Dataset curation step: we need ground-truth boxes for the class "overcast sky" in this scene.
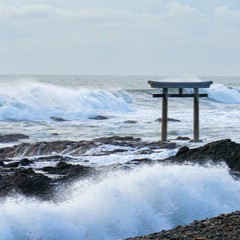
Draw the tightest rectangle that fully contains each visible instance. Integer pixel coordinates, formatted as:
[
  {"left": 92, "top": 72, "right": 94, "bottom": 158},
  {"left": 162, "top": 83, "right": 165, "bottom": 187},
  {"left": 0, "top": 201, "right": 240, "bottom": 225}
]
[{"left": 0, "top": 0, "right": 240, "bottom": 75}]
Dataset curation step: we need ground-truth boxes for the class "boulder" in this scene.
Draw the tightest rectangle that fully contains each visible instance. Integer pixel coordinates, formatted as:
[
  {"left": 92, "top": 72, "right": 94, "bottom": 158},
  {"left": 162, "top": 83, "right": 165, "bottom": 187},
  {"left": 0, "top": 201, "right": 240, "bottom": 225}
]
[
  {"left": 50, "top": 116, "right": 67, "bottom": 122},
  {"left": 155, "top": 118, "right": 181, "bottom": 123},
  {"left": 123, "top": 120, "right": 138, "bottom": 124},
  {"left": 175, "top": 136, "right": 191, "bottom": 141},
  {"left": 0, "top": 134, "right": 29, "bottom": 143},
  {"left": 0, "top": 168, "right": 53, "bottom": 199},
  {"left": 89, "top": 115, "right": 108, "bottom": 120},
  {"left": 41, "top": 161, "right": 96, "bottom": 181}
]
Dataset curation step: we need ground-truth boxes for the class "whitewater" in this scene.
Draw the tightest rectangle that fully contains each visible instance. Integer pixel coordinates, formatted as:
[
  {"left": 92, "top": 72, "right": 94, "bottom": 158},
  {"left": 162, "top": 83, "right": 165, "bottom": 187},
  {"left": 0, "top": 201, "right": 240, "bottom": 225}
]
[{"left": 0, "top": 75, "right": 240, "bottom": 239}]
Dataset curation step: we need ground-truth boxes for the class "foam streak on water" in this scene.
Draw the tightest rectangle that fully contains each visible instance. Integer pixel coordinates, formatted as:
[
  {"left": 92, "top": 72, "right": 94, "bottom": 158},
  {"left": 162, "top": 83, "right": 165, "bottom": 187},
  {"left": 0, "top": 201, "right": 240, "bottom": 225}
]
[{"left": 0, "top": 164, "right": 240, "bottom": 240}]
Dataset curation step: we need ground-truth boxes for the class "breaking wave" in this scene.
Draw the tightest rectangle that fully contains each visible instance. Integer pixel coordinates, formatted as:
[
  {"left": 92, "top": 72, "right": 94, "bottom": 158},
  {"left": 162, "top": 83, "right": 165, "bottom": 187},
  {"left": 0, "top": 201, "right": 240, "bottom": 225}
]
[
  {"left": 206, "top": 84, "right": 240, "bottom": 104},
  {"left": 0, "top": 81, "right": 132, "bottom": 121},
  {"left": 147, "top": 76, "right": 240, "bottom": 104},
  {"left": 0, "top": 164, "right": 239, "bottom": 240}
]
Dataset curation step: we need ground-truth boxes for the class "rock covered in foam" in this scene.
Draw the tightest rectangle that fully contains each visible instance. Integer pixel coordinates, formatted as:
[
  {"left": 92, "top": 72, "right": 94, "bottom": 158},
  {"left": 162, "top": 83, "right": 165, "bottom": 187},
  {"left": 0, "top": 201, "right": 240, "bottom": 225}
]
[
  {"left": 0, "top": 136, "right": 176, "bottom": 159},
  {"left": 42, "top": 161, "right": 96, "bottom": 181},
  {"left": 0, "top": 160, "right": 97, "bottom": 199},
  {"left": 0, "top": 136, "right": 177, "bottom": 199}
]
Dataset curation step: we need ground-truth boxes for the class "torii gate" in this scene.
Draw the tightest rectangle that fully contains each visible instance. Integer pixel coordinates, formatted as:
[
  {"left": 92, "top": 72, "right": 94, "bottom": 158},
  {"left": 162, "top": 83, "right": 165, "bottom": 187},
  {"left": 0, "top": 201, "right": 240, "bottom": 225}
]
[{"left": 148, "top": 80, "right": 213, "bottom": 142}]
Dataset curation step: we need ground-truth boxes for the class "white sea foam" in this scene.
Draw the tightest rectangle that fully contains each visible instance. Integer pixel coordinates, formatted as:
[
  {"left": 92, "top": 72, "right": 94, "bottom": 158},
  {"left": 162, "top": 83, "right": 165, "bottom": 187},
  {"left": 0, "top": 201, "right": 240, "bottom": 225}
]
[
  {"left": 206, "top": 84, "right": 240, "bottom": 104},
  {"left": 183, "top": 82, "right": 240, "bottom": 104},
  {"left": 0, "top": 164, "right": 239, "bottom": 240},
  {"left": 0, "top": 81, "right": 131, "bottom": 121}
]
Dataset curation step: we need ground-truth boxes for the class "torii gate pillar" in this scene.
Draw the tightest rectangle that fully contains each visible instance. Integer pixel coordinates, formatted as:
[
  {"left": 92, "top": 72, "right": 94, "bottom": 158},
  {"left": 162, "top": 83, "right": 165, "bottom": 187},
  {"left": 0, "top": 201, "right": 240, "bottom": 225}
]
[{"left": 148, "top": 80, "right": 213, "bottom": 142}]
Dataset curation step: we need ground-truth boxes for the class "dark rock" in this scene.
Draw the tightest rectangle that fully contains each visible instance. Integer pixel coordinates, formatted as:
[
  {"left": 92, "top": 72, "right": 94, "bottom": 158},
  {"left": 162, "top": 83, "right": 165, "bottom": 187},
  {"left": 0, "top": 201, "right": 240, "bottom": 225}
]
[
  {"left": 175, "top": 146, "right": 190, "bottom": 156},
  {"left": 0, "top": 141, "right": 96, "bottom": 159},
  {"left": 126, "top": 158, "right": 153, "bottom": 165},
  {"left": 176, "top": 136, "right": 191, "bottom": 141},
  {"left": 89, "top": 115, "right": 108, "bottom": 120},
  {"left": 123, "top": 120, "right": 138, "bottom": 124},
  {"left": 34, "top": 155, "right": 75, "bottom": 163},
  {"left": 93, "top": 136, "right": 142, "bottom": 148},
  {"left": 51, "top": 133, "right": 59, "bottom": 136},
  {"left": 93, "top": 148, "right": 128, "bottom": 156},
  {"left": 3, "top": 161, "right": 20, "bottom": 168},
  {"left": 144, "top": 141, "right": 177, "bottom": 150},
  {"left": 0, "top": 136, "right": 177, "bottom": 159},
  {"left": 41, "top": 161, "right": 96, "bottom": 181},
  {"left": 0, "top": 168, "right": 53, "bottom": 199},
  {"left": 134, "top": 149, "right": 154, "bottom": 155},
  {"left": 155, "top": 118, "right": 181, "bottom": 123},
  {"left": 50, "top": 116, "right": 67, "bottom": 122},
  {"left": 20, "top": 158, "right": 33, "bottom": 166},
  {"left": 167, "top": 139, "right": 240, "bottom": 172},
  {"left": 0, "top": 134, "right": 29, "bottom": 143},
  {"left": 127, "top": 211, "right": 240, "bottom": 240}
]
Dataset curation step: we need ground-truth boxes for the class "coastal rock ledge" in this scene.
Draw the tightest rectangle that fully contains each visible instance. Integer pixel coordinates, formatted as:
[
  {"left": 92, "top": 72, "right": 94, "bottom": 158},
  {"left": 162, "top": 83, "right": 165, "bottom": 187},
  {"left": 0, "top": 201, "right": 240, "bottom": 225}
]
[
  {"left": 166, "top": 139, "right": 240, "bottom": 173},
  {"left": 127, "top": 211, "right": 240, "bottom": 240}
]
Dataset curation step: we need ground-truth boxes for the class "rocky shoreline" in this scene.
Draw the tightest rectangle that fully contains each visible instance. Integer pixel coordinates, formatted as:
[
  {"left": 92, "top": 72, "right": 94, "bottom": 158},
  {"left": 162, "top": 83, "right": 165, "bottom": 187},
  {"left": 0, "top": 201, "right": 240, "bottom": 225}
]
[
  {"left": 0, "top": 136, "right": 239, "bottom": 238},
  {"left": 0, "top": 136, "right": 176, "bottom": 199},
  {"left": 127, "top": 211, "right": 240, "bottom": 240},
  {"left": 0, "top": 137, "right": 239, "bottom": 198}
]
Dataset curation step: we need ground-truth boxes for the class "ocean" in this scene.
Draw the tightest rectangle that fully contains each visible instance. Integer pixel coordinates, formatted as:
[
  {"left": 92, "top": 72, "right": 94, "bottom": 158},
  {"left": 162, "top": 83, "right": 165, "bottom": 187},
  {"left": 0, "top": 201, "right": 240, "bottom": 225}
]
[{"left": 0, "top": 75, "right": 240, "bottom": 239}]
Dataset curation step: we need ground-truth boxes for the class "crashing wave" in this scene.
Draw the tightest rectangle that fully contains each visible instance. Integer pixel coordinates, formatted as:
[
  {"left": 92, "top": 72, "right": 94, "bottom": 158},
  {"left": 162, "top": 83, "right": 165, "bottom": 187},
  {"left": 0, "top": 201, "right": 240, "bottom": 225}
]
[
  {"left": 0, "top": 81, "right": 132, "bottom": 121},
  {"left": 206, "top": 84, "right": 240, "bottom": 104}
]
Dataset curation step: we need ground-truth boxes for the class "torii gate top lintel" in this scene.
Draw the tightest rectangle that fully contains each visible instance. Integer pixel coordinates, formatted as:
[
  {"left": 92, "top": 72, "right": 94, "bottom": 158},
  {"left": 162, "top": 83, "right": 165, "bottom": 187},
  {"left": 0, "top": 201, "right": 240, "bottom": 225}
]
[
  {"left": 148, "top": 80, "right": 213, "bottom": 142},
  {"left": 148, "top": 80, "right": 213, "bottom": 89}
]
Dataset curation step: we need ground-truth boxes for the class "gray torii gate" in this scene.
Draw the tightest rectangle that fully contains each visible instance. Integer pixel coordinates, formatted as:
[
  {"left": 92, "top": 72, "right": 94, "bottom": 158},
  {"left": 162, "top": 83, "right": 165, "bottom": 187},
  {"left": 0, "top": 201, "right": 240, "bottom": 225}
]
[{"left": 148, "top": 80, "right": 213, "bottom": 142}]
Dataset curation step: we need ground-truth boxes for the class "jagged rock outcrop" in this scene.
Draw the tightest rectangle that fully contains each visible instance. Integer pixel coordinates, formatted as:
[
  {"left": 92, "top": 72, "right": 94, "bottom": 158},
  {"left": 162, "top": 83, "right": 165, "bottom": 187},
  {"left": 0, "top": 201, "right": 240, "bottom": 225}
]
[
  {"left": 167, "top": 139, "right": 240, "bottom": 172},
  {"left": 0, "top": 136, "right": 176, "bottom": 159},
  {"left": 0, "top": 168, "right": 53, "bottom": 199}
]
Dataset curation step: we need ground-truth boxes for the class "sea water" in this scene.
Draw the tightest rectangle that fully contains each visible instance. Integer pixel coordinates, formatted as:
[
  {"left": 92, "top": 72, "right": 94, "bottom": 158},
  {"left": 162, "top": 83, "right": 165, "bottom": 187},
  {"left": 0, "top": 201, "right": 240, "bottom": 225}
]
[
  {"left": 0, "top": 75, "right": 240, "bottom": 143},
  {"left": 0, "top": 75, "right": 240, "bottom": 239}
]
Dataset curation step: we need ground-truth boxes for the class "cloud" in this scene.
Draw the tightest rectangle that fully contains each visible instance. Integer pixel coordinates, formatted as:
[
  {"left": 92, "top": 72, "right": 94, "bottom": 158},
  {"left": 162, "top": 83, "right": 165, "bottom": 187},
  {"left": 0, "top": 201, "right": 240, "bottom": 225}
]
[
  {"left": 0, "top": 1, "right": 240, "bottom": 75},
  {"left": 214, "top": 5, "right": 240, "bottom": 27},
  {"left": 0, "top": 4, "right": 55, "bottom": 19},
  {"left": 165, "top": 1, "right": 201, "bottom": 17}
]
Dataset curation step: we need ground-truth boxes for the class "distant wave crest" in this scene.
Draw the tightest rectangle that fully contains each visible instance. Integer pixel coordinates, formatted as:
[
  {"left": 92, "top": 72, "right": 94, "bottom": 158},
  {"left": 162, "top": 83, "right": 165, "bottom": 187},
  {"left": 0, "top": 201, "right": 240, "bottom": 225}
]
[
  {"left": 206, "top": 84, "right": 240, "bottom": 104},
  {"left": 0, "top": 81, "right": 132, "bottom": 121}
]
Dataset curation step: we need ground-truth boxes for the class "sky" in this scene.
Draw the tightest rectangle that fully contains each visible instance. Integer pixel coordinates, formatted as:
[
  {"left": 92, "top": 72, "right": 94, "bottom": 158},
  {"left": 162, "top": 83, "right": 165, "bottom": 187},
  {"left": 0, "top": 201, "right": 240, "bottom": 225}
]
[{"left": 0, "top": 0, "right": 240, "bottom": 75}]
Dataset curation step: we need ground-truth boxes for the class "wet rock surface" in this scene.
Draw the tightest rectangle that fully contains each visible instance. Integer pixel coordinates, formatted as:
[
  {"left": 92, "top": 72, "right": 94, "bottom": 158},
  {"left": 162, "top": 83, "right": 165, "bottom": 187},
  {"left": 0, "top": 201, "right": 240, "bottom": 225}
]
[
  {"left": 127, "top": 211, "right": 240, "bottom": 240},
  {"left": 0, "top": 137, "right": 239, "bottom": 203},
  {"left": 166, "top": 139, "right": 240, "bottom": 172},
  {"left": 0, "top": 136, "right": 176, "bottom": 159},
  {"left": 0, "top": 168, "right": 53, "bottom": 199},
  {"left": 0, "top": 136, "right": 239, "bottom": 238},
  {"left": 0, "top": 136, "right": 176, "bottom": 199},
  {"left": 175, "top": 136, "right": 191, "bottom": 141},
  {"left": 0, "top": 159, "right": 97, "bottom": 200},
  {"left": 41, "top": 161, "right": 97, "bottom": 181},
  {"left": 89, "top": 115, "right": 109, "bottom": 120},
  {"left": 124, "top": 120, "right": 138, "bottom": 124},
  {"left": 50, "top": 116, "right": 67, "bottom": 122},
  {"left": 0, "top": 134, "right": 29, "bottom": 143},
  {"left": 155, "top": 118, "right": 181, "bottom": 123}
]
